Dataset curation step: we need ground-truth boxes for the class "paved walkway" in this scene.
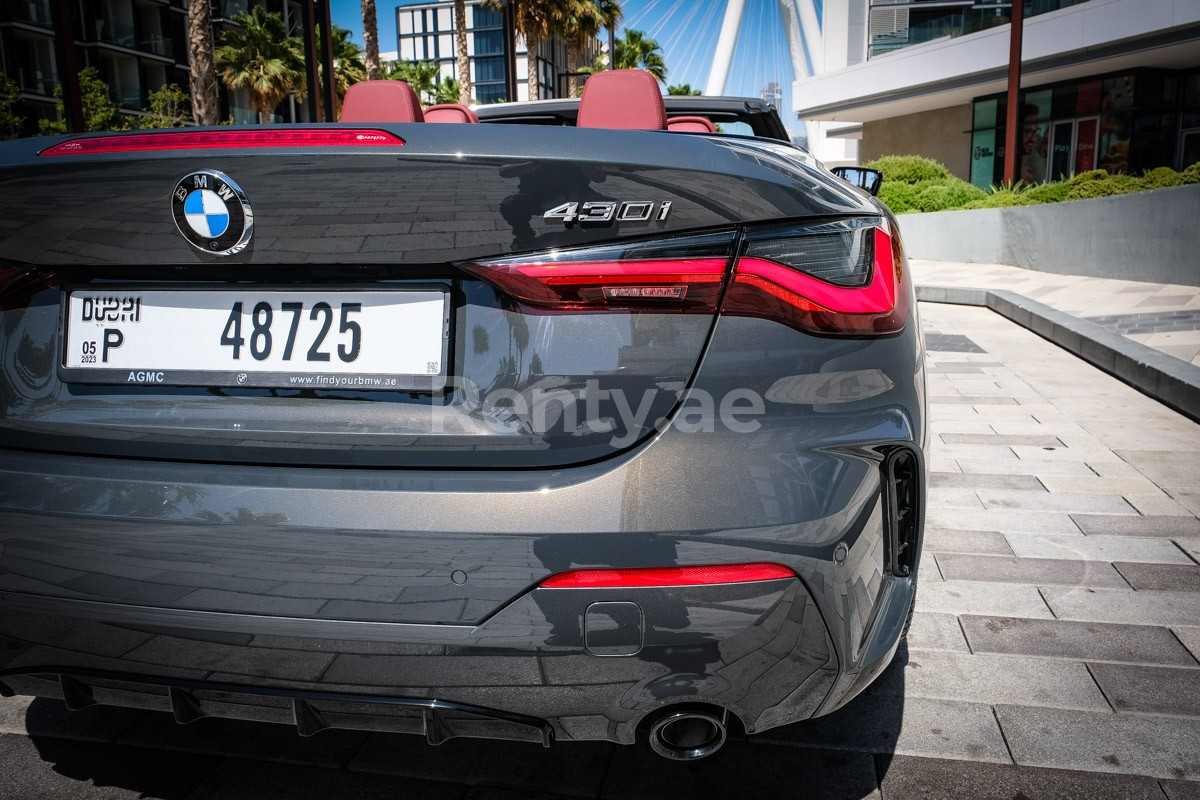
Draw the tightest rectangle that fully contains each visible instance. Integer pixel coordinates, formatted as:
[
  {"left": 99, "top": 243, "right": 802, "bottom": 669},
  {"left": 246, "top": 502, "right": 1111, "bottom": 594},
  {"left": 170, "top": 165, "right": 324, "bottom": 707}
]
[
  {"left": 1, "top": 303, "right": 1199, "bottom": 799},
  {"left": 912, "top": 260, "right": 1200, "bottom": 367}
]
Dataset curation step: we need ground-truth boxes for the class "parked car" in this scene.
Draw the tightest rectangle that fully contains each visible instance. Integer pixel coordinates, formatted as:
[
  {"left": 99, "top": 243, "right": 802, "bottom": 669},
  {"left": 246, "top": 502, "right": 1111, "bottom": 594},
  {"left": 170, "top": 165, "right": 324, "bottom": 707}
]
[{"left": 0, "top": 69, "right": 925, "bottom": 761}]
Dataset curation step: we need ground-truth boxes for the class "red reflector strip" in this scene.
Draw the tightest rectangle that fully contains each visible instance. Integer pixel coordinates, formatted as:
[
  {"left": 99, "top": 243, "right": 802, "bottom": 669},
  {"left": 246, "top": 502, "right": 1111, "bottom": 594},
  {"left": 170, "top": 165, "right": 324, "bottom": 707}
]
[
  {"left": 461, "top": 258, "right": 728, "bottom": 311},
  {"left": 39, "top": 129, "right": 404, "bottom": 156},
  {"left": 540, "top": 563, "right": 795, "bottom": 589}
]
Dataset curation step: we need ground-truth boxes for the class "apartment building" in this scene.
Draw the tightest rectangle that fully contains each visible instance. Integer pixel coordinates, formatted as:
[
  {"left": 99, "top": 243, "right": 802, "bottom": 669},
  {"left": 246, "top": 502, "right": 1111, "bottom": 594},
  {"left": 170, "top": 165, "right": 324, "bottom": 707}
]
[{"left": 794, "top": 0, "right": 1200, "bottom": 184}]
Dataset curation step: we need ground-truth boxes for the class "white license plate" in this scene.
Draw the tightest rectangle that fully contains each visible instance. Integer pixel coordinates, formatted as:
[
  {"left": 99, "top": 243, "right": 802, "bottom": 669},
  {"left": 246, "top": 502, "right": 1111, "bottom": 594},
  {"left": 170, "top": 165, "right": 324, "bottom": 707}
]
[{"left": 60, "top": 288, "right": 450, "bottom": 391}]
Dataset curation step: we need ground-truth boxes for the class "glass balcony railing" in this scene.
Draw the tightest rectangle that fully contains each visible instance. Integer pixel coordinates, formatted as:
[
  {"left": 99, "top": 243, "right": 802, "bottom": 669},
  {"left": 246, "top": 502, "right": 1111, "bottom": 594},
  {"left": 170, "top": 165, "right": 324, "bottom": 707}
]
[
  {"left": 215, "top": 0, "right": 249, "bottom": 19},
  {"left": 1, "top": 0, "right": 54, "bottom": 27},
  {"left": 110, "top": 85, "right": 143, "bottom": 110},
  {"left": 94, "top": 18, "right": 137, "bottom": 49},
  {"left": 868, "top": 0, "right": 1092, "bottom": 59},
  {"left": 14, "top": 67, "right": 58, "bottom": 96},
  {"left": 138, "top": 34, "right": 174, "bottom": 58}
]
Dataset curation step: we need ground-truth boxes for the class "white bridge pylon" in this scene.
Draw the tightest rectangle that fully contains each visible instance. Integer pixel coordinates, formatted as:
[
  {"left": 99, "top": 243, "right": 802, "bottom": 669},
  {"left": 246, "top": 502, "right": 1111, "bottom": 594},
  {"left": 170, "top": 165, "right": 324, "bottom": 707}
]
[{"left": 703, "top": 0, "right": 823, "bottom": 97}]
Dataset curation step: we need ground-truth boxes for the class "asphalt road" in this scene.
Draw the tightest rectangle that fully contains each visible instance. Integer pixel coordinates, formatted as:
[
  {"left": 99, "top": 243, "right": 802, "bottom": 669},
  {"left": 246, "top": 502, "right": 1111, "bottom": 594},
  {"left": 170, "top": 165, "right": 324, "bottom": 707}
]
[{"left": 1, "top": 301, "right": 1198, "bottom": 800}]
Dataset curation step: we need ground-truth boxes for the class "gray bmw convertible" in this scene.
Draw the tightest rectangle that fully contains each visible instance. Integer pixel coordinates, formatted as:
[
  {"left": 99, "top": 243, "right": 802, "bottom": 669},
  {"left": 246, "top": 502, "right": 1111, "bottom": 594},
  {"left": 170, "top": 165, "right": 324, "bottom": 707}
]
[{"left": 0, "top": 69, "right": 925, "bottom": 761}]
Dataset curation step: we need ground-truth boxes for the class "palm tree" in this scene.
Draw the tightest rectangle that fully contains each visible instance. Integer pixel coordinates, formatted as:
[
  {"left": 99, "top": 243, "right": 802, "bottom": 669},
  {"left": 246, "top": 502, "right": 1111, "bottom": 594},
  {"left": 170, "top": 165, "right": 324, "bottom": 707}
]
[
  {"left": 321, "top": 25, "right": 366, "bottom": 118},
  {"left": 215, "top": 7, "right": 303, "bottom": 124},
  {"left": 434, "top": 77, "right": 462, "bottom": 105},
  {"left": 614, "top": 28, "right": 666, "bottom": 82},
  {"left": 186, "top": 0, "right": 218, "bottom": 125},
  {"left": 361, "top": 0, "right": 381, "bottom": 81},
  {"left": 558, "top": 0, "right": 622, "bottom": 98},
  {"left": 454, "top": 0, "right": 471, "bottom": 104},
  {"left": 383, "top": 60, "right": 442, "bottom": 105},
  {"left": 485, "top": 0, "right": 557, "bottom": 101},
  {"left": 667, "top": 83, "right": 700, "bottom": 96}
]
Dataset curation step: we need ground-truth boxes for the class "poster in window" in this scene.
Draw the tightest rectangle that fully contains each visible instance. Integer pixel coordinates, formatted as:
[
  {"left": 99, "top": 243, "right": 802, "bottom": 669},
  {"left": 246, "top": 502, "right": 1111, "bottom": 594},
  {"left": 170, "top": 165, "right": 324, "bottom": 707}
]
[
  {"left": 1020, "top": 90, "right": 1051, "bottom": 185},
  {"left": 1075, "top": 118, "right": 1098, "bottom": 173}
]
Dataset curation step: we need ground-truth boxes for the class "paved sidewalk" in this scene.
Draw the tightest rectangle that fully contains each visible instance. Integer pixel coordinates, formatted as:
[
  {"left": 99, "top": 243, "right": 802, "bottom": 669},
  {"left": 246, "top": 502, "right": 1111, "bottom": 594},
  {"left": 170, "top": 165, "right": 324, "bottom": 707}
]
[
  {"left": 913, "top": 260, "right": 1200, "bottom": 366},
  {"left": 1, "top": 302, "right": 1199, "bottom": 799}
]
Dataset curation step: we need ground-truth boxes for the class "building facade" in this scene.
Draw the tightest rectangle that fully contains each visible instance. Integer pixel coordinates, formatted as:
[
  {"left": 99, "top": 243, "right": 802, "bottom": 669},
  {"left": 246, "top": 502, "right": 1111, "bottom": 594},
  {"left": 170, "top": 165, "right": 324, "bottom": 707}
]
[
  {"left": 0, "top": 0, "right": 312, "bottom": 136},
  {"left": 793, "top": 0, "right": 1200, "bottom": 183},
  {"left": 396, "top": 0, "right": 599, "bottom": 103}
]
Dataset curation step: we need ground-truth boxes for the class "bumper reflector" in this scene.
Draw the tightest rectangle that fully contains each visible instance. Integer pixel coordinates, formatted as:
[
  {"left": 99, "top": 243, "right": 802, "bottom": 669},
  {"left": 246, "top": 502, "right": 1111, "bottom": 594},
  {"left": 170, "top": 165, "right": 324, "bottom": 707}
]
[{"left": 540, "top": 563, "right": 795, "bottom": 589}]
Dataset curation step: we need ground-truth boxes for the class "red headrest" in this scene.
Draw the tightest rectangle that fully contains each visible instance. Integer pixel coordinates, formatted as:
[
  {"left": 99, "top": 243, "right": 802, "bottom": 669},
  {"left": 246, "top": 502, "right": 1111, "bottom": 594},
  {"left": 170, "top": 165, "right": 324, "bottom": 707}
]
[
  {"left": 577, "top": 69, "right": 667, "bottom": 130},
  {"left": 423, "top": 103, "right": 480, "bottom": 123},
  {"left": 667, "top": 115, "right": 716, "bottom": 133},
  {"left": 340, "top": 80, "right": 424, "bottom": 123}
]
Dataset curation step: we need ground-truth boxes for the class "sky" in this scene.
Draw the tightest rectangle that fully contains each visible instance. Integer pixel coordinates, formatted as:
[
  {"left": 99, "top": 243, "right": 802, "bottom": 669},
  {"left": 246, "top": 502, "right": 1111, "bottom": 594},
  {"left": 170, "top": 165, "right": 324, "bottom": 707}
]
[{"left": 329, "top": 0, "right": 798, "bottom": 125}]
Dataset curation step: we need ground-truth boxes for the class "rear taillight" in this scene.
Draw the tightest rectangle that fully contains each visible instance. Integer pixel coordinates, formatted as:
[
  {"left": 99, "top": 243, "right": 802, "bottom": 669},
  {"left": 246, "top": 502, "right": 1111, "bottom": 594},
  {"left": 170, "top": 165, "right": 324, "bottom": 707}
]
[
  {"left": 722, "top": 219, "right": 907, "bottom": 336},
  {"left": 460, "top": 230, "right": 736, "bottom": 312},
  {"left": 461, "top": 219, "right": 906, "bottom": 336},
  {"left": 540, "top": 563, "right": 795, "bottom": 588},
  {"left": 39, "top": 129, "right": 404, "bottom": 156}
]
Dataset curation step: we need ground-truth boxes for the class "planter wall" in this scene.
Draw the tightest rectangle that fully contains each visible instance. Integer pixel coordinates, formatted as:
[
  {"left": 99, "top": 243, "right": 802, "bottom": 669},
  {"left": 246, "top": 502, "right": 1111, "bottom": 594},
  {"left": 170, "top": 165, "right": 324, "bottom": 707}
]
[{"left": 896, "top": 183, "right": 1200, "bottom": 286}]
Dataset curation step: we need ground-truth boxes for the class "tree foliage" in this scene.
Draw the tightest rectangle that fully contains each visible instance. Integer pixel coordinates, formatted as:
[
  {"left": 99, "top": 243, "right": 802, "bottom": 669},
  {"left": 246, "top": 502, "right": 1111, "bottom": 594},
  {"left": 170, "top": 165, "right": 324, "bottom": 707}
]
[
  {"left": 39, "top": 66, "right": 128, "bottom": 135},
  {"left": 667, "top": 83, "right": 700, "bottom": 96},
  {"left": 434, "top": 77, "right": 463, "bottom": 105},
  {"left": 384, "top": 60, "right": 441, "bottom": 105},
  {"left": 215, "top": 6, "right": 303, "bottom": 124},
  {"left": 0, "top": 72, "right": 23, "bottom": 139},
  {"left": 483, "top": 0, "right": 558, "bottom": 100},
  {"left": 613, "top": 29, "right": 666, "bottom": 81},
  {"left": 145, "top": 83, "right": 192, "bottom": 128},
  {"left": 556, "top": 0, "right": 622, "bottom": 97}
]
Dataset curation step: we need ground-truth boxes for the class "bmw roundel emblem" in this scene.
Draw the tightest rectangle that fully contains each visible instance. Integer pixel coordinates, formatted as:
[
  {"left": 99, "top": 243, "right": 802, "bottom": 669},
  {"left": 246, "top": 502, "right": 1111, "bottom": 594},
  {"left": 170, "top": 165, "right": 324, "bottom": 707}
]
[{"left": 171, "top": 169, "right": 253, "bottom": 256}]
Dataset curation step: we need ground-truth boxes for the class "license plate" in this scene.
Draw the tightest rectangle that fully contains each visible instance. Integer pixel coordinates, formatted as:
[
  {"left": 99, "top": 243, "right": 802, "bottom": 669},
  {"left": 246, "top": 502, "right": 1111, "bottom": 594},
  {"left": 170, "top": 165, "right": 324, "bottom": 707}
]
[{"left": 60, "top": 287, "right": 450, "bottom": 391}]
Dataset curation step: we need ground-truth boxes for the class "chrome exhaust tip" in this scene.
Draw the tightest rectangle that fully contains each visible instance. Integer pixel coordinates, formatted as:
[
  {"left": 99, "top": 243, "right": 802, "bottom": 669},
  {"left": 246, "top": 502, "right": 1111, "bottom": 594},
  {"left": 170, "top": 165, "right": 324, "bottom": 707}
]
[{"left": 647, "top": 708, "right": 728, "bottom": 761}]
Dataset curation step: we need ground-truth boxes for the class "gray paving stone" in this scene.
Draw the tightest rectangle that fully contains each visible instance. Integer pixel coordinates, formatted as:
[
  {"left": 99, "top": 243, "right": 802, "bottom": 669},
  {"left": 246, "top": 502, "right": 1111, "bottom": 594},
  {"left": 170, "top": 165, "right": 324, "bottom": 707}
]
[
  {"left": 977, "top": 490, "right": 1135, "bottom": 514},
  {"left": 956, "top": 458, "right": 1097, "bottom": 476},
  {"left": 1005, "top": 533, "right": 1194, "bottom": 564},
  {"left": 185, "top": 757, "right": 463, "bottom": 800},
  {"left": 929, "top": 472, "right": 1046, "bottom": 490},
  {"left": 922, "top": 528, "right": 1014, "bottom": 555},
  {"left": 1175, "top": 628, "right": 1200, "bottom": 663},
  {"left": 1071, "top": 514, "right": 1200, "bottom": 538},
  {"left": 916, "top": 581, "right": 1053, "bottom": 618},
  {"left": 935, "top": 554, "right": 1128, "bottom": 588},
  {"left": 759, "top": 693, "right": 1012, "bottom": 763},
  {"left": 1113, "top": 562, "right": 1200, "bottom": 592},
  {"left": 926, "top": 508, "right": 1082, "bottom": 535},
  {"left": 929, "top": 395, "right": 1018, "bottom": 405},
  {"left": 1041, "top": 587, "right": 1200, "bottom": 627},
  {"left": 1162, "top": 779, "right": 1200, "bottom": 800},
  {"left": 350, "top": 733, "right": 611, "bottom": 798},
  {"left": 961, "top": 616, "right": 1198, "bottom": 666},
  {"left": 1114, "top": 451, "right": 1200, "bottom": 493},
  {"left": 995, "top": 704, "right": 1200, "bottom": 779},
  {"left": 927, "top": 488, "right": 985, "bottom": 509},
  {"left": 941, "top": 433, "right": 1064, "bottom": 447},
  {"left": 0, "top": 733, "right": 221, "bottom": 800},
  {"left": 905, "top": 612, "right": 970, "bottom": 653},
  {"left": 878, "top": 753, "right": 1169, "bottom": 800},
  {"left": 602, "top": 741, "right": 880, "bottom": 800},
  {"left": 1088, "top": 663, "right": 1200, "bottom": 717},
  {"left": 892, "top": 651, "right": 1109, "bottom": 711}
]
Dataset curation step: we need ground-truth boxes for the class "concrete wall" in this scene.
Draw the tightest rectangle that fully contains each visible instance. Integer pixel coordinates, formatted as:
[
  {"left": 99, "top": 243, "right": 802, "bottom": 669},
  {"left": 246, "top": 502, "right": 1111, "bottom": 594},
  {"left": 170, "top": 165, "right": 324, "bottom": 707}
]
[
  {"left": 859, "top": 104, "right": 972, "bottom": 180},
  {"left": 898, "top": 184, "right": 1200, "bottom": 287}
]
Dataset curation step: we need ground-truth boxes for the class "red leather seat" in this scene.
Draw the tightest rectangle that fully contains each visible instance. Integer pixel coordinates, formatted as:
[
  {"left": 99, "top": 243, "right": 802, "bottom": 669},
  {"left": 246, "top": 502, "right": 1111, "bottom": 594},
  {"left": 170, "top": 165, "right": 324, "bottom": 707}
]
[
  {"left": 340, "top": 80, "right": 424, "bottom": 123},
  {"left": 424, "top": 103, "right": 480, "bottom": 123},
  {"left": 667, "top": 115, "right": 716, "bottom": 133},
  {"left": 577, "top": 69, "right": 667, "bottom": 130}
]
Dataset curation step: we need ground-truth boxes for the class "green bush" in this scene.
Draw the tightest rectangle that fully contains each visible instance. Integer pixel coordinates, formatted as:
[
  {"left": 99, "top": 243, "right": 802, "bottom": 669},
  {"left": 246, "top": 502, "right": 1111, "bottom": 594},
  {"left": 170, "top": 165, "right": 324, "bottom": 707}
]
[
  {"left": 1065, "top": 177, "right": 1122, "bottom": 201},
  {"left": 1021, "top": 180, "right": 1070, "bottom": 204},
  {"left": 1183, "top": 161, "right": 1200, "bottom": 184},
  {"left": 960, "top": 189, "right": 1037, "bottom": 209},
  {"left": 912, "top": 179, "right": 987, "bottom": 212},
  {"left": 862, "top": 155, "right": 952, "bottom": 185},
  {"left": 1067, "top": 169, "right": 1108, "bottom": 185},
  {"left": 1135, "top": 166, "right": 1184, "bottom": 190},
  {"left": 877, "top": 180, "right": 922, "bottom": 213}
]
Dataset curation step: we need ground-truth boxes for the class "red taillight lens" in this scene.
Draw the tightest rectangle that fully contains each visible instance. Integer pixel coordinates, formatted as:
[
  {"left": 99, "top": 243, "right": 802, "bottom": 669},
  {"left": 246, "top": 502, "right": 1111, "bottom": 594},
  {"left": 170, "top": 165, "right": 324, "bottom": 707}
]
[
  {"left": 460, "top": 230, "right": 736, "bottom": 312},
  {"left": 39, "top": 129, "right": 404, "bottom": 156},
  {"left": 722, "top": 223, "right": 907, "bottom": 336},
  {"left": 540, "top": 563, "right": 795, "bottom": 588}
]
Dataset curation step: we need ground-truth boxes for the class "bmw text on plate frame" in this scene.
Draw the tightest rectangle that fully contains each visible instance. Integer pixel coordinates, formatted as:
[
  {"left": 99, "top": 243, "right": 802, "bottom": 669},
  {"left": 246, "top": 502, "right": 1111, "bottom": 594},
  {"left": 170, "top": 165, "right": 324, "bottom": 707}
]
[{"left": 170, "top": 169, "right": 254, "bottom": 256}]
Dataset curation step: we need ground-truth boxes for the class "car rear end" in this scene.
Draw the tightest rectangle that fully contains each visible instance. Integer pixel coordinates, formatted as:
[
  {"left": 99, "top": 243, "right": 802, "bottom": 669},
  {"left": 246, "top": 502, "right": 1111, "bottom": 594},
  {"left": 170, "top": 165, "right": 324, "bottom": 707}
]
[{"left": 0, "top": 123, "right": 925, "bottom": 758}]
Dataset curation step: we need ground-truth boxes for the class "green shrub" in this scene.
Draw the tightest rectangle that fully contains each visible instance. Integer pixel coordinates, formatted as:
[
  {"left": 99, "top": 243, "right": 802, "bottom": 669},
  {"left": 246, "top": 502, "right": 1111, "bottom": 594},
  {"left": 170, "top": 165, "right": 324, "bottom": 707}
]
[
  {"left": 1065, "top": 176, "right": 1123, "bottom": 200},
  {"left": 877, "top": 180, "right": 922, "bottom": 213},
  {"left": 1067, "top": 169, "right": 1108, "bottom": 185},
  {"left": 1022, "top": 180, "right": 1070, "bottom": 204},
  {"left": 1182, "top": 162, "right": 1200, "bottom": 184},
  {"left": 862, "top": 155, "right": 951, "bottom": 185},
  {"left": 912, "top": 178, "right": 987, "bottom": 212},
  {"left": 960, "top": 189, "right": 1037, "bottom": 209},
  {"left": 1135, "top": 166, "right": 1185, "bottom": 190}
]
